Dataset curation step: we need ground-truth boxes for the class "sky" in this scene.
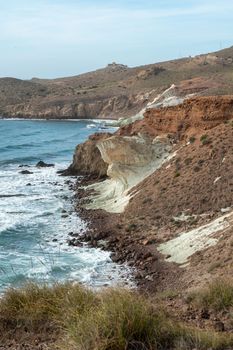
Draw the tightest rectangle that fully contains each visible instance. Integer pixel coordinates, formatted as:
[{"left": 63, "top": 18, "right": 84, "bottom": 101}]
[{"left": 0, "top": 0, "right": 232, "bottom": 79}]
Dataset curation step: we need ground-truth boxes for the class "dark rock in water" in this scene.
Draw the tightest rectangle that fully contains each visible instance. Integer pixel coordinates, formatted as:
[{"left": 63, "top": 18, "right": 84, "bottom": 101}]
[
  {"left": 20, "top": 170, "right": 33, "bottom": 175},
  {"left": 36, "top": 160, "right": 54, "bottom": 168},
  {"left": 68, "top": 238, "right": 83, "bottom": 247},
  {"left": 57, "top": 169, "right": 65, "bottom": 174},
  {"left": 111, "top": 253, "right": 121, "bottom": 263},
  {"left": 26, "top": 183, "right": 32, "bottom": 186},
  {"left": 18, "top": 164, "right": 30, "bottom": 168},
  {"left": 69, "top": 232, "right": 80, "bottom": 237}
]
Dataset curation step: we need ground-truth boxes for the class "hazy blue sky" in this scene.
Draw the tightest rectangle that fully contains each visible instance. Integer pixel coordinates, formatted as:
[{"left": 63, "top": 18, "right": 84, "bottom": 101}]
[{"left": 0, "top": 0, "right": 232, "bottom": 79}]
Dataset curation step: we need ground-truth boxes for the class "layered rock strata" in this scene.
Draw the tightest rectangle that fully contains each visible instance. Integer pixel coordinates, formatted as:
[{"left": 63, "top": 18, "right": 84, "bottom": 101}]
[
  {"left": 118, "top": 95, "right": 233, "bottom": 139},
  {"left": 65, "top": 133, "right": 111, "bottom": 177},
  {"left": 71, "top": 95, "right": 233, "bottom": 291},
  {"left": 84, "top": 134, "right": 173, "bottom": 213}
]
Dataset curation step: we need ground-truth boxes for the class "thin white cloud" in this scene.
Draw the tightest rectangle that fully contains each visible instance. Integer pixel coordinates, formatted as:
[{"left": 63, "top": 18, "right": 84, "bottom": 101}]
[
  {"left": 0, "top": 0, "right": 232, "bottom": 45},
  {"left": 0, "top": 0, "right": 232, "bottom": 78}
]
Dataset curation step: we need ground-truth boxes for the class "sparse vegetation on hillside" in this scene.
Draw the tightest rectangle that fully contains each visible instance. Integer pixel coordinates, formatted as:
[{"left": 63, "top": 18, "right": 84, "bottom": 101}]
[{"left": 1, "top": 46, "right": 233, "bottom": 119}]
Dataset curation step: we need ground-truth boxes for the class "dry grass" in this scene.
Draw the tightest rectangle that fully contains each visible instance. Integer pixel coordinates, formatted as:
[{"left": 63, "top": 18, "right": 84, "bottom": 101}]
[
  {"left": 1, "top": 283, "right": 233, "bottom": 349},
  {"left": 0, "top": 282, "right": 96, "bottom": 347},
  {"left": 188, "top": 279, "right": 233, "bottom": 312}
]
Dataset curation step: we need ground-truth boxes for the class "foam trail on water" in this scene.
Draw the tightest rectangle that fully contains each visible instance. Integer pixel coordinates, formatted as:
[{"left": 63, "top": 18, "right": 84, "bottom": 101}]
[{"left": 0, "top": 120, "right": 132, "bottom": 293}]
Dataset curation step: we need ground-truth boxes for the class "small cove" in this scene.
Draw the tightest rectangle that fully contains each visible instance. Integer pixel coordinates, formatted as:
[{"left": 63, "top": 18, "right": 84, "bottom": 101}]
[{"left": 0, "top": 119, "right": 131, "bottom": 293}]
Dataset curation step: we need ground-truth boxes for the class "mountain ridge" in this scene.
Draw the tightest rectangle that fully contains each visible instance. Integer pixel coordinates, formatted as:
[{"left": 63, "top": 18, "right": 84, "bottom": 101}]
[{"left": 1, "top": 46, "right": 233, "bottom": 119}]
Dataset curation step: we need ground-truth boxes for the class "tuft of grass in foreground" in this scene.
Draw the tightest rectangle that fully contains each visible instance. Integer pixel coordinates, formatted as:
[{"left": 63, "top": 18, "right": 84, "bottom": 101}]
[
  {"left": 188, "top": 279, "right": 233, "bottom": 312},
  {"left": 1, "top": 283, "right": 233, "bottom": 349},
  {"left": 0, "top": 282, "right": 96, "bottom": 334}
]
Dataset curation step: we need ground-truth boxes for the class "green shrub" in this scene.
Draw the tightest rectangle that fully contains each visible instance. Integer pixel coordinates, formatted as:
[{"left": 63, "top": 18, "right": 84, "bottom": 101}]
[
  {"left": 126, "top": 223, "right": 137, "bottom": 232},
  {"left": 66, "top": 289, "right": 175, "bottom": 350},
  {"left": 200, "top": 134, "right": 211, "bottom": 145},
  {"left": 174, "top": 171, "right": 181, "bottom": 178},
  {"left": 189, "top": 136, "right": 196, "bottom": 144}
]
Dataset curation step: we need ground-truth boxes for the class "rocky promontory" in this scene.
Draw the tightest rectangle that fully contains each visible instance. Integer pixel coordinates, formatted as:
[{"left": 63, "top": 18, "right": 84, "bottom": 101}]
[
  {"left": 65, "top": 133, "right": 111, "bottom": 177},
  {"left": 2, "top": 93, "right": 233, "bottom": 350},
  {"left": 70, "top": 95, "right": 233, "bottom": 294}
]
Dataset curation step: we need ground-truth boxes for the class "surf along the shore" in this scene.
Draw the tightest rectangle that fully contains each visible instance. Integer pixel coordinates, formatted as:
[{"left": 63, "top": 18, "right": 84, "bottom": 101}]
[{"left": 0, "top": 119, "right": 132, "bottom": 293}]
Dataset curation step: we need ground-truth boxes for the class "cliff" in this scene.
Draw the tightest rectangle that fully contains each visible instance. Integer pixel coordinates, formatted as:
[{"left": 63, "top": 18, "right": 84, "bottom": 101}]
[
  {"left": 119, "top": 95, "right": 233, "bottom": 139},
  {"left": 65, "top": 133, "right": 111, "bottom": 177},
  {"left": 84, "top": 134, "right": 172, "bottom": 213},
  {"left": 72, "top": 94, "right": 233, "bottom": 294}
]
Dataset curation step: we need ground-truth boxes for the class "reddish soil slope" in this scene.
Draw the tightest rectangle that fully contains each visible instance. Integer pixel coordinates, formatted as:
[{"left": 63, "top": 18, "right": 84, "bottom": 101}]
[{"left": 119, "top": 96, "right": 233, "bottom": 139}]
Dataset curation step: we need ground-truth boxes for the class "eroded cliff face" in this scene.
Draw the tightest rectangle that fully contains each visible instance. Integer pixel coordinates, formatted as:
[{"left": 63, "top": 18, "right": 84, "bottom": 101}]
[
  {"left": 118, "top": 96, "right": 233, "bottom": 139},
  {"left": 71, "top": 95, "right": 233, "bottom": 214},
  {"left": 66, "top": 133, "right": 111, "bottom": 177},
  {"left": 115, "top": 78, "right": 214, "bottom": 127},
  {"left": 83, "top": 135, "right": 173, "bottom": 213},
  {"left": 65, "top": 128, "right": 172, "bottom": 212},
  {"left": 72, "top": 94, "right": 233, "bottom": 290},
  {"left": 2, "top": 94, "right": 149, "bottom": 120},
  {"left": 123, "top": 121, "right": 233, "bottom": 288}
]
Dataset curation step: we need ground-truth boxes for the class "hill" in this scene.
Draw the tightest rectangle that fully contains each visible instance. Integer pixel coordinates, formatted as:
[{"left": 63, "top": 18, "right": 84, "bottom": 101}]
[
  {"left": 1, "top": 46, "right": 233, "bottom": 119},
  {"left": 68, "top": 95, "right": 233, "bottom": 293}
]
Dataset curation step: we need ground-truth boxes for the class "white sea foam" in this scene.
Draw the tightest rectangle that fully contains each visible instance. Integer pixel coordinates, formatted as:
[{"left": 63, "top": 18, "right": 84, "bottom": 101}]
[
  {"left": 0, "top": 154, "right": 132, "bottom": 292},
  {"left": 0, "top": 118, "right": 134, "bottom": 292}
]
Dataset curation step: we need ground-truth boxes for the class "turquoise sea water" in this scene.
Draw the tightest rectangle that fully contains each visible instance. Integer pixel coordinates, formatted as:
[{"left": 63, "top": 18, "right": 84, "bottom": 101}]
[{"left": 0, "top": 119, "right": 129, "bottom": 293}]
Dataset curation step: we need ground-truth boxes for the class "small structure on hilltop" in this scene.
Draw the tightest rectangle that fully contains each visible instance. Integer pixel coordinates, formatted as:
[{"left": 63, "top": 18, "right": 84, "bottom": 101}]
[{"left": 106, "top": 62, "right": 128, "bottom": 71}]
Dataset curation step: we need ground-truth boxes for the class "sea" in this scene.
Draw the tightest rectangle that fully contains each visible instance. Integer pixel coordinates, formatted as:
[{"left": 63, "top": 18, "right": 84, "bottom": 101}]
[{"left": 0, "top": 119, "right": 130, "bottom": 293}]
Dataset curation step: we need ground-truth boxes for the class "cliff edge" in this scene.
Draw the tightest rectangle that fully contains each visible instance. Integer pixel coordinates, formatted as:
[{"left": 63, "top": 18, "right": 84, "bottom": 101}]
[{"left": 71, "top": 95, "right": 233, "bottom": 295}]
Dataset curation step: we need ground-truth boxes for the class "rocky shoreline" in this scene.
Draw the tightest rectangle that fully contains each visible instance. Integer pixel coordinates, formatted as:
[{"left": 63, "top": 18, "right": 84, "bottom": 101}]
[
  {"left": 2, "top": 94, "right": 233, "bottom": 349},
  {"left": 67, "top": 174, "right": 181, "bottom": 292},
  {"left": 63, "top": 95, "right": 233, "bottom": 294}
]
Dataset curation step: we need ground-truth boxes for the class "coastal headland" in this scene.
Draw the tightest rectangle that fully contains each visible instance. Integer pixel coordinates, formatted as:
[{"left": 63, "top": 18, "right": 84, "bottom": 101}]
[{"left": 1, "top": 46, "right": 233, "bottom": 349}]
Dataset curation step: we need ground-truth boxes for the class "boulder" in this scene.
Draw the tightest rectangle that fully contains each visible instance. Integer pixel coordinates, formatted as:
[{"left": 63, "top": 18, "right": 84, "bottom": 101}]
[
  {"left": 36, "top": 160, "right": 54, "bottom": 168},
  {"left": 20, "top": 170, "right": 33, "bottom": 175}
]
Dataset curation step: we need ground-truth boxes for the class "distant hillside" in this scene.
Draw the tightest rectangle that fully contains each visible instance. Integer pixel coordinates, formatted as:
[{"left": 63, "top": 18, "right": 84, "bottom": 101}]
[{"left": 0, "top": 46, "right": 233, "bottom": 119}]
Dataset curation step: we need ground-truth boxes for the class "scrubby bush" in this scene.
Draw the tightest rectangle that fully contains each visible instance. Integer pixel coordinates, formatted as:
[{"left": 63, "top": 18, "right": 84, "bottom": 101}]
[
  {"left": 200, "top": 134, "right": 211, "bottom": 145},
  {"left": 174, "top": 171, "right": 180, "bottom": 177},
  {"left": 189, "top": 136, "right": 196, "bottom": 144}
]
